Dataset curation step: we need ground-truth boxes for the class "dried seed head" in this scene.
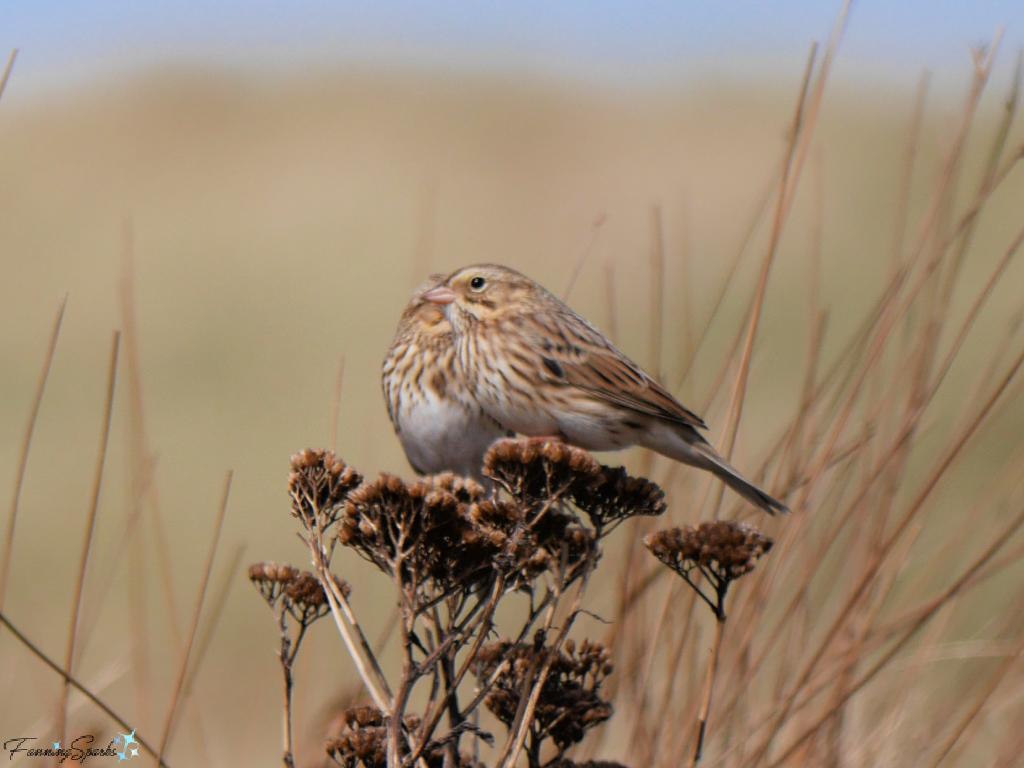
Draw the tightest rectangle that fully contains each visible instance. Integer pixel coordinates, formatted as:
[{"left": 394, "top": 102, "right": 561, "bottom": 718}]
[
  {"left": 466, "top": 499, "right": 522, "bottom": 536},
  {"left": 339, "top": 474, "right": 494, "bottom": 593},
  {"left": 249, "top": 561, "right": 300, "bottom": 606},
  {"left": 468, "top": 500, "right": 597, "bottom": 589},
  {"left": 484, "top": 440, "right": 665, "bottom": 543},
  {"left": 343, "top": 705, "right": 384, "bottom": 729},
  {"left": 289, "top": 449, "right": 363, "bottom": 528},
  {"left": 483, "top": 438, "right": 603, "bottom": 504},
  {"left": 473, "top": 639, "right": 614, "bottom": 753},
  {"left": 326, "top": 706, "right": 389, "bottom": 768},
  {"left": 338, "top": 468, "right": 600, "bottom": 597},
  {"left": 282, "top": 570, "right": 340, "bottom": 626},
  {"left": 423, "top": 472, "right": 487, "bottom": 503},
  {"left": 326, "top": 730, "right": 386, "bottom": 768},
  {"left": 645, "top": 521, "right": 773, "bottom": 584},
  {"left": 284, "top": 571, "right": 328, "bottom": 608},
  {"left": 572, "top": 466, "right": 667, "bottom": 531},
  {"left": 325, "top": 706, "right": 473, "bottom": 768}
]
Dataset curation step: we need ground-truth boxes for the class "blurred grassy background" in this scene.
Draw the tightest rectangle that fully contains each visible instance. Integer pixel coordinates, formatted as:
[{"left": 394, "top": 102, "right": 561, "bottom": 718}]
[{"left": 1, "top": 62, "right": 1023, "bottom": 765}]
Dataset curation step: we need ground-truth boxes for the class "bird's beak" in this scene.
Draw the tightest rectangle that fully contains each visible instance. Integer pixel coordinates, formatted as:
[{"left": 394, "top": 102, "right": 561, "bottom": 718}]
[{"left": 422, "top": 285, "right": 457, "bottom": 305}]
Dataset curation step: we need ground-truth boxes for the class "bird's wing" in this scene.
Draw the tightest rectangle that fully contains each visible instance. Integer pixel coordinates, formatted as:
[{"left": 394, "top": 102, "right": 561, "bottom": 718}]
[{"left": 523, "top": 310, "right": 708, "bottom": 431}]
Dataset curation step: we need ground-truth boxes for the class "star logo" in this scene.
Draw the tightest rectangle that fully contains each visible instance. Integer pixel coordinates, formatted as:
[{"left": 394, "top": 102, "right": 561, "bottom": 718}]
[
  {"left": 114, "top": 731, "right": 139, "bottom": 761},
  {"left": 53, "top": 742, "right": 60, "bottom": 750}
]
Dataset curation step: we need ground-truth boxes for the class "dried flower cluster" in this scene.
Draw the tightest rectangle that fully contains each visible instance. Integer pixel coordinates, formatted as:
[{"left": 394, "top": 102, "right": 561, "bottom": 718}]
[
  {"left": 338, "top": 474, "right": 490, "bottom": 593},
  {"left": 422, "top": 472, "right": 488, "bottom": 503},
  {"left": 249, "top": 561, "right": 345, "bottom": 625},
  {"left": 469, "top": 498, "right": 597, "bottom": 590},
  {"left": 249, "top": 562, "right": 301, "bottom": 606},
  {"left": 483, "top": 439, "right": 604, "bottom": 503},
  {"left": 645, "top": 522, "right": 773, "bottom": 582},
  {"left": 642, "top": 522, "right": 774, "bottom": 764},
  {"left": 258, "top": 442, "right": 663, "bottom": 768},
  {"left": 325, "top": 706, "right": 482, "bottom": 768},
  {"left": 336, "top": 469, "right": 600, "bottom": 602},
  {"left": 645, "top": 521, "right": 773, "bottom": 620},
  {"left": 484, "top": 439, "right": 665, "bottom": 533},
  {"left": 325, "top": 706, "right": 389, "bottom": 768},
  {"left": 289, "top": 449, "right": 363, "bottom": 527},
  {"left": 472, "top": 638, "right": 614, "bottom": 759},
  {"left": 570, "top": 465, "right": 666, "bottom": 533}
]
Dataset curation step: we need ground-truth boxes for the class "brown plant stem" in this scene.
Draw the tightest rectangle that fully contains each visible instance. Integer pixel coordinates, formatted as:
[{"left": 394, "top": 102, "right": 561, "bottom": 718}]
[
  {"left": 312, "top": 551, "right": 393, "bottom": 712},
  {"left": 156, "top": 471, "right": 232, "bottom": 766},
  {"left": 709, "top": 31, "right": 829, "bottom": 522},
  {"left": 388, "top": 561, "right": 415, "bottom": 768},
  {"left": 409, "top": 580, "right": 549, "bottom": 763},
  {"left": 280, "top": 611, "right": 296, "bottom": 768},
  {"left": 0, "top": 294, "right": 66, "bottom": 616},
  {"left": 277, "top": 610, "right": 311, "bottom": 768},
  {"left": 58, "top": 331, "right": 119, "bottom": 750},
  {"left": 0, "top": 48, "right": 17, "bottom": 100},
  {"left": 672, "top": 158, "right": 784, "bottom": 396},
  {"left": 889, "top": 72, "right": 931, "bottom": 276},
  {"left": 563, "top": 213, "right": 607, "bottom": 303},
  {"left": 649, "top": 204, "right": 665, "bottom": 384},
  {"left": 714, "top": 220, "right": 1024, "bottom": 733},
  {"left": 690, "top": 615, "right": 726, "bottom": 767},
  {"left": 329, "top": 357, "right": 345, "bottom": 453}
]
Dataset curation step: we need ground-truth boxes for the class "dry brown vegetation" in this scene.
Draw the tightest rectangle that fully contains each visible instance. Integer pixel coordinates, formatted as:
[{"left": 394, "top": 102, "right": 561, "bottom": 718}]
[{"left": 2, "top": 21, "right": 1024, "bottom": 768}]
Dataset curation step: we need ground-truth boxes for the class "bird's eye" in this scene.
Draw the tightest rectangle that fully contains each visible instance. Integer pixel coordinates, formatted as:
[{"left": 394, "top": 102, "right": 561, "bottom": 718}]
[{"left": 469, "top": 276, "right": 487, "bottom": 291}]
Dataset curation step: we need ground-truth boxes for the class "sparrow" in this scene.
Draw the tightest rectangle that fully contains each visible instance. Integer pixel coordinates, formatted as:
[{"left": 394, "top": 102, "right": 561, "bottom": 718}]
[{"left": 410, "top": 264, "right": 787, "bottom": 514}]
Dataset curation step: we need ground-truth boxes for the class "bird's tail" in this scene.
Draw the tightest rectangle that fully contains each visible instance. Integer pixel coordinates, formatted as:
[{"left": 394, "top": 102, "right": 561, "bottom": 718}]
[{"left": 640, "top": 424, "right": 789, "bottom": 515}]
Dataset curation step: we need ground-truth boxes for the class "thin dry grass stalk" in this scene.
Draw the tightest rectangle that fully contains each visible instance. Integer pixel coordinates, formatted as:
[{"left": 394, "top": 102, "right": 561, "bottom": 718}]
[
  {"left": 0, "top": 294, "right": 66, "bottom": 614},
  {"left": 715, "top": 41, "right": 817, "bottom": 484},
  {"left": 156, "top": 471, "right": 233, "bottom": 766},
  {"left": 649, "top": 204, "right": 665, "bottom": 385},
  {"left": 563, "top": 213, "right": 607, "bottom": 304},
  {"left": 58, "top": 331, "right": 120, "bottom": 750},
  {"left": 0, "top": 48, "right": 17, "bottom": 100},
  {"left": 331, "top": 356, "right": 346, "bottom": 453}
]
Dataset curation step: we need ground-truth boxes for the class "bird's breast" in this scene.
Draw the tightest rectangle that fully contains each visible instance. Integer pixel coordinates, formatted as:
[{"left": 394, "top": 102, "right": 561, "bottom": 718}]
[{"left": 396, "top": 393, "right": 505, "bottom": 478}]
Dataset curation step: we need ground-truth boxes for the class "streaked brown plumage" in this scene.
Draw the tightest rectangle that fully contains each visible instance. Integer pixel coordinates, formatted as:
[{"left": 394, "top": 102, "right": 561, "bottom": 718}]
[
  {"left": 382, "top": 275, "right": 509, "bottom": 482},
  {"left": 408, "top": 264, "right": 787, "bottom": 514}
]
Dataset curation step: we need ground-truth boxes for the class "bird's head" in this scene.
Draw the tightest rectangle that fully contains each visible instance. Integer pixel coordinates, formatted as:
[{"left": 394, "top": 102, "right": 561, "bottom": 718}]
[
  {"left": 394, "top": 273, "right": 453, "bottom": 343},
  {"left": 421, "top": 264, "right": 540, "bottom": 328}
]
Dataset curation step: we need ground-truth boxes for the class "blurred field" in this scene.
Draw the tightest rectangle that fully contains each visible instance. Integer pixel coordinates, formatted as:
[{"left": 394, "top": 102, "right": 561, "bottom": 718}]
[{"left": 1, "top": 61, "right": 1023, "bottom": 766}]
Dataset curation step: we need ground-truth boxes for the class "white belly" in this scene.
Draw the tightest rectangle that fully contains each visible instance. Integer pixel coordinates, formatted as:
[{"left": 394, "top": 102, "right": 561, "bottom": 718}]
[{"left": 396, "top": 394, "right": 507, "bottom": 480}]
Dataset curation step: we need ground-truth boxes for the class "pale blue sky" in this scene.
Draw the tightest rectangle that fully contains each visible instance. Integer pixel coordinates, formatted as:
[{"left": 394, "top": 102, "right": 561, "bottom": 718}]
[{"left": 1, "top": 1, "right": 1022, "bottom": 92}]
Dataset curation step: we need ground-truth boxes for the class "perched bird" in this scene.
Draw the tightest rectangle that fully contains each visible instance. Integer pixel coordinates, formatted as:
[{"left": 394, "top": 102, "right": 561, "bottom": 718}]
[
  {"left": 413, "top": 264, "right": 788, "bottom": 514},
  {"left": 382, "top": 275, "right": 510, "bottom": 482}
]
